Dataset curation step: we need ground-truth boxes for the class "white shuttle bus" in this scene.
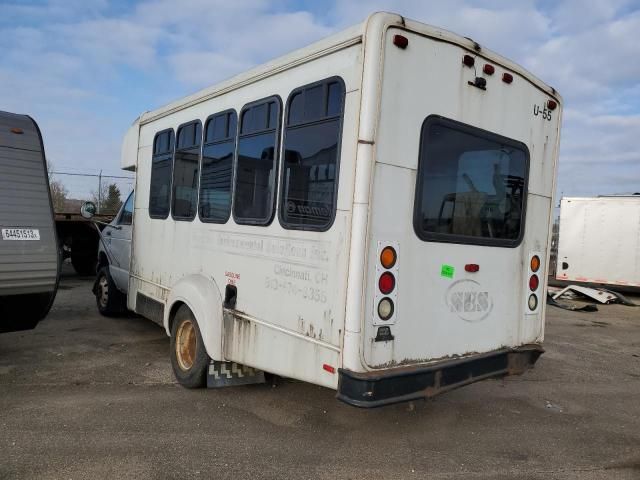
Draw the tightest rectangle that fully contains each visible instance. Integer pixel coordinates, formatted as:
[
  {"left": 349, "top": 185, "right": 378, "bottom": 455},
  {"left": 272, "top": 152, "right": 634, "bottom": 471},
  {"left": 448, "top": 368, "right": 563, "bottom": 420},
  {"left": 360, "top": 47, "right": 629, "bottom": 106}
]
[{"left": 119, "top": 12, "right": 562, "bottom": 406}]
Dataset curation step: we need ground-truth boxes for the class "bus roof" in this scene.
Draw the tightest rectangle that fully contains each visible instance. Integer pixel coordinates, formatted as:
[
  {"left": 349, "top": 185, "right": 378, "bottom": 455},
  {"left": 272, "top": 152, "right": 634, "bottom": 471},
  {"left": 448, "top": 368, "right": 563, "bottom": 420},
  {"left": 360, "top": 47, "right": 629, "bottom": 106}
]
[{"left": 135, "top": 11, "right": 561, "bottom": 127}]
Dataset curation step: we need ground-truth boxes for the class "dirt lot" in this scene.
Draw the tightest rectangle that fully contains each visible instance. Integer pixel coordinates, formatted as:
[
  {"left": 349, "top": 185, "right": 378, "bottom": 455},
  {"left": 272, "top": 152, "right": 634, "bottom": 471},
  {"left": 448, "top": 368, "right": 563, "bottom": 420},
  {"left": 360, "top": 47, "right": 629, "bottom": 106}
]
[{"left": 1, "top": 273, "right": 639, "bottom": 480}]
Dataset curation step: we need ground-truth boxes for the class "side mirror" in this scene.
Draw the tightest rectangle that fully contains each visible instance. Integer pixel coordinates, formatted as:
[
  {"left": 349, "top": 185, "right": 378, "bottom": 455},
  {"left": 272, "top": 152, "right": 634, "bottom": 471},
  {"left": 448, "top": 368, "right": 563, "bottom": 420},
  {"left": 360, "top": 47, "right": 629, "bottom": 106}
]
[{"left": 80, "top": 201, "right": 97, "bottom": 219}]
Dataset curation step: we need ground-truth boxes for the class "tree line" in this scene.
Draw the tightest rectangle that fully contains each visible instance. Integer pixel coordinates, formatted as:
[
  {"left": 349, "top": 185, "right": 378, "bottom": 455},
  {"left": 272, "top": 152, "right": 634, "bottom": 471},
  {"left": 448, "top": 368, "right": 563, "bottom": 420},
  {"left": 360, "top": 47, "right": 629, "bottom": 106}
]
[{"left": 48, "top": 163, "right": 124, "bottom": 214}]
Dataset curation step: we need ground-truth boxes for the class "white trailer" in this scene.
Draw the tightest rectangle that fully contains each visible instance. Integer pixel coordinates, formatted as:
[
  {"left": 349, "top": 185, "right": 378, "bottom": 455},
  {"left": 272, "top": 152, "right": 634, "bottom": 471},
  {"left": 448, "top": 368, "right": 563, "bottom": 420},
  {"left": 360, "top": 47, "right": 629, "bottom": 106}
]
[
  {"left": 556, "top": 196, "right": 640, "bottom": 289},
  {"left": 119, "top": 12, "right": 562, "bottom": 406},
  {"left": 0, "top": 111, "right": 60, "bottom": 333}
]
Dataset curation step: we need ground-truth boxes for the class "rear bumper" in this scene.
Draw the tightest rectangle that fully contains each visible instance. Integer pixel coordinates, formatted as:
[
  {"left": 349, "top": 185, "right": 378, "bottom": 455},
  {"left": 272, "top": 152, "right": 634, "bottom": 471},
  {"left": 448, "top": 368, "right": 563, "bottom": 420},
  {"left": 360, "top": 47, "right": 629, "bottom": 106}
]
[{"left": 337, "top": 345, "right": 543, "bottom": 408}]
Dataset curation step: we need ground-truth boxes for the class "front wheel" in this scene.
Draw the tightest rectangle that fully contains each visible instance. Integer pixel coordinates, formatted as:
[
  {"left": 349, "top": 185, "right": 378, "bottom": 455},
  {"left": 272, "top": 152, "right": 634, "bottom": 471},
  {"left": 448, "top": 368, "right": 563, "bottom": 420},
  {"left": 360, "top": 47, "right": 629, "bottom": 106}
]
[
  {"left": 170, "top": 305, "right": 209, "bottom": 388},
  {"left": 94, "top": 266, "right": 125, "bottom": 316}
]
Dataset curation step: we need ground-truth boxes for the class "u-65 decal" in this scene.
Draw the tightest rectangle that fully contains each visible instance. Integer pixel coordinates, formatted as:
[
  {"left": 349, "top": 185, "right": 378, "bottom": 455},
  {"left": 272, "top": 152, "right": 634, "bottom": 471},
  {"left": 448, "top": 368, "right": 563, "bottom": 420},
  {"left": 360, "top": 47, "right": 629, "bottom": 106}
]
[{"left": 533, "top": 104, "right": 552, "bottom": 121}]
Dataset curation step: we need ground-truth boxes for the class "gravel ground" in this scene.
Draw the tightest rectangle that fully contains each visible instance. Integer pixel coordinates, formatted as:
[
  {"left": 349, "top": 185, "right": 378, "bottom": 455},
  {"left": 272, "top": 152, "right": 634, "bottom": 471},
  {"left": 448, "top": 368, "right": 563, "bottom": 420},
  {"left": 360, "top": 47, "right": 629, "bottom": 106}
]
[{"left": 1, "top": 271, "right": 639, "bottom": 479}]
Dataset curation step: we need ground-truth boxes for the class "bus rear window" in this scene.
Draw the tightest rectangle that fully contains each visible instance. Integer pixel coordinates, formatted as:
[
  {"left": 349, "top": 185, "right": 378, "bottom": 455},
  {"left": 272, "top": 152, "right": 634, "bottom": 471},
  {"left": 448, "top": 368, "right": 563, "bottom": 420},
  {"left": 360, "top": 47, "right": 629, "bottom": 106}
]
[{"left": 413, "top": 116, "right": 529, "bottom": 247}]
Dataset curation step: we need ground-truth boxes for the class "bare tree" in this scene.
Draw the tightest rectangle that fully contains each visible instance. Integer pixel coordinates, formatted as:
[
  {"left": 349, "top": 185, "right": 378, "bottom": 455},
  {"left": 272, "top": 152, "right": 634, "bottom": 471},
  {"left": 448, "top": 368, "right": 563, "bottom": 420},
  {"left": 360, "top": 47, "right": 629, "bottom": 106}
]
[{"left": 47, "top": 162, "right": 68, "bottom": 213}]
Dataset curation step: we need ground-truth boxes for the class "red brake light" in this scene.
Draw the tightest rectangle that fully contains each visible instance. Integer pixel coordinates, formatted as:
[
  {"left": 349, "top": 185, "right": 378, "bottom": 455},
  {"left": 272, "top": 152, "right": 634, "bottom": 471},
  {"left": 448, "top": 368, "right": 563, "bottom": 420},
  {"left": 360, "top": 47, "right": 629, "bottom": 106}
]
[
  {"left": 529, "top": 274, "right": 539, "bottom": 291},
  {"left": 462, "top": 55, "right": 475, "bottom": 67},
  {"left": 379, "top": 272, "right": 395, "bottom": 294},
  {"left": 465, "top": 264, "right": 480, "bottom": 272},
  {"left": 393, "top": 34, "right": 409, "bottom": 49},
  {"left": 483, "top": 64, "right": 495, "bottom": 75},
  {"left": 502, "top": 73, "right": 513, "bottom": 84}
]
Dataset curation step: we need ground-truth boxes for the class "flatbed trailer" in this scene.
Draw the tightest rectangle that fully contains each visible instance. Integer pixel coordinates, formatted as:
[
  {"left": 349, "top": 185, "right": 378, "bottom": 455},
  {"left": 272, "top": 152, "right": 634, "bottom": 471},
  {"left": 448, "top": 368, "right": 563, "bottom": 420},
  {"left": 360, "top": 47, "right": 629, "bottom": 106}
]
[{"left": 54, "top": 212, "right": 114, "bottom": 276}]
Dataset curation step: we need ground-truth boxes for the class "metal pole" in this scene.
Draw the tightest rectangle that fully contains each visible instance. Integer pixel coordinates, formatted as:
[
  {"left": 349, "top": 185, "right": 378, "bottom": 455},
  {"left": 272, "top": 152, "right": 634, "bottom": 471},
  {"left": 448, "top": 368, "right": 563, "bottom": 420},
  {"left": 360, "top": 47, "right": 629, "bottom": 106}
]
[{"left": 98, "top": 170, "right": 102, "bottom": 214}]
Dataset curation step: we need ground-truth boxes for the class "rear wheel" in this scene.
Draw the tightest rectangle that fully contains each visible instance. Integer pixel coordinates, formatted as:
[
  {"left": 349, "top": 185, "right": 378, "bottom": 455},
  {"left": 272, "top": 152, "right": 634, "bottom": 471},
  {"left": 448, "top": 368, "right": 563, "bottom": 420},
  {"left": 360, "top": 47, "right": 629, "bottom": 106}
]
[
  {"left": 94, "top": 266, "right": 125, "bottom": 316},
  {"left": 0, "top": 292, "right": 54, "bottom": 333},
  {"left": 71, "top": 232, "right": 98, "bottom": 276},
  {"left": 170, "top": 305, "right": 209, "bottom": 388},
  {"left": 71, "top": 252, "right": 96, "bottom": 276}
]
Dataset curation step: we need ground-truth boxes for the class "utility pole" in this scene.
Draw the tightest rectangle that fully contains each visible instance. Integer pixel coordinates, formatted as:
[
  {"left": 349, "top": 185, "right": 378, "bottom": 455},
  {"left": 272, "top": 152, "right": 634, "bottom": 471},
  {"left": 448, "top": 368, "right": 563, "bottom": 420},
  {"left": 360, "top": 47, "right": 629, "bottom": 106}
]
[{"left": 98, "top": 170, "right": 102, "bottom": 214}]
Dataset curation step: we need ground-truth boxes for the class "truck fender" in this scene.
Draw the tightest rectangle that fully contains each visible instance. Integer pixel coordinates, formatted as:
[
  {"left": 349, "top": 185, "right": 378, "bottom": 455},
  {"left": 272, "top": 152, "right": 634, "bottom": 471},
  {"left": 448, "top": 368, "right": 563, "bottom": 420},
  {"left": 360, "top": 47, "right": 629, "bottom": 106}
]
[{"left": 164, "top": 274, "right": 224, "bottom": 361}]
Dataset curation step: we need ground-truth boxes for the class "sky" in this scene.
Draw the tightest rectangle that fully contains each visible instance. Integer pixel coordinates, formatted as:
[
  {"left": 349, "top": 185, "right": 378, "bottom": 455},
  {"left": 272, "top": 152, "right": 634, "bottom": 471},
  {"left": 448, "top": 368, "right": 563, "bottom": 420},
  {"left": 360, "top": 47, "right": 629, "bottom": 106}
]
[{"left": 1, "top": 0, "right": 639, "bottom": 200}]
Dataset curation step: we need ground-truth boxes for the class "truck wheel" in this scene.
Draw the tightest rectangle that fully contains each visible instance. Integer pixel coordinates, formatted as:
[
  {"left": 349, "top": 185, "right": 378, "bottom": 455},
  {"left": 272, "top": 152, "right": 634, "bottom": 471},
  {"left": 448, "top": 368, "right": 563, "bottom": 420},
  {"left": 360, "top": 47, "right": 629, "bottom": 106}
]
[
  {"left": 72, "top": 253, "right": 96, "bottom": 276},
  {"left": 0, "top": 292, "right": 54, "bottom": 333},
  {"left": 94, "top": 266, "right": 125, "bottom": 316},
  {"left": 170, "top": 305, "right": 209, "bottom": 388}
]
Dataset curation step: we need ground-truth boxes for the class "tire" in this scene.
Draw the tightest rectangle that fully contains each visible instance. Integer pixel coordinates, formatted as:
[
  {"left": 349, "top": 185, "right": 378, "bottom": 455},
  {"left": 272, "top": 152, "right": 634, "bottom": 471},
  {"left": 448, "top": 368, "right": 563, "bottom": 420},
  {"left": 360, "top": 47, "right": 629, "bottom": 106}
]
[
  {"left": 170, "top": 305, "right": 209, "bottom": 388},
  {"left": 72, "top": 253, "right": 97, "bottom": 276},
  {"left": 0, "top": 292, "right": 54, "bottom": 333},
  {"left": 94, "top": 266, "right": 125, "bottom": 316},
  {"left": 71, "top": 229, "right": 98, "bottom": 276}
]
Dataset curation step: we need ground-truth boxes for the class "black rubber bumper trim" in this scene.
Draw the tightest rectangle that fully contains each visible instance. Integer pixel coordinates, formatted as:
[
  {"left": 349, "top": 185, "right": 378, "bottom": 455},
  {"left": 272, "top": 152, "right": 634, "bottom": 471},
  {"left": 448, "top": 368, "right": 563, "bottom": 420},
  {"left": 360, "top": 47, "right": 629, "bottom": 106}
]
[{"left": 337, "top": 345, "right": 544, "bottom": 408}]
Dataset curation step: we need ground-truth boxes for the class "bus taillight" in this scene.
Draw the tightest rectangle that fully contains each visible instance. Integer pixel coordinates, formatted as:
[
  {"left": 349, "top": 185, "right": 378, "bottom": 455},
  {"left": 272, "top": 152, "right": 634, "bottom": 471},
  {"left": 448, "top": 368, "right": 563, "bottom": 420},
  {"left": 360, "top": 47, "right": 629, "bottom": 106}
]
[
  {"left": 374, "top": 242, "right": 399, "bottom": 325},
  {"left": 527, "top": 253, "right": 543, "bottom": 312},
  {"left": 377, "top": 298, "right": 394, "bottom": 320},
  {"left": 528, "top": 294, "right": 538, "bottom": 311},
  {"left": 529, "top": 274, "right": 539, "bottom": 291},
  {"left": 380, "top": 246, "right": 397, "bottom": 269},
  {"left": 379, "top": 272, "right": 395, "bottom": 294},
  {"left": 530, "top": 255, "right": 540, "bottom": 272}
]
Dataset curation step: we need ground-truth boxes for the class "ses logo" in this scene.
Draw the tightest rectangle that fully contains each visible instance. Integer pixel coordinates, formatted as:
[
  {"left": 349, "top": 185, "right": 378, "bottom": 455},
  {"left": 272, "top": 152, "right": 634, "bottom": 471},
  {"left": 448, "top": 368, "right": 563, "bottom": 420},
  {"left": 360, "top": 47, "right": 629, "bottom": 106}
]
[{"left": 444, "top": 279, "right": 494, "bottom": 323}]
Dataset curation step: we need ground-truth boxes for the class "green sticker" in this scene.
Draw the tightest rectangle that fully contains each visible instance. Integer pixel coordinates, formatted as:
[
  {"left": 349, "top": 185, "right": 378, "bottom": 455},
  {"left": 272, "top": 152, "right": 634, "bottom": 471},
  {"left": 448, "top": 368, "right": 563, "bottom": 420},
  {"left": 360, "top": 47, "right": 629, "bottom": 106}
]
[{"left": 441, "top": 264, "right": 455, "bottom": 279}]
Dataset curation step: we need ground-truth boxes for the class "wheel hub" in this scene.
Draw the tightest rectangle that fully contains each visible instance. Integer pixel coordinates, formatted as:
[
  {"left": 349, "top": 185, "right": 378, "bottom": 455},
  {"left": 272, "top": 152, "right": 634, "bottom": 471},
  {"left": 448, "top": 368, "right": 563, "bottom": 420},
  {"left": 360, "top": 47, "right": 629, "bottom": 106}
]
[
  {"left": 98, "top": 275, "right": 109, "bottom": 308},
  {"left": 175, "top": 320, "right": 197, "bottom": 371}
]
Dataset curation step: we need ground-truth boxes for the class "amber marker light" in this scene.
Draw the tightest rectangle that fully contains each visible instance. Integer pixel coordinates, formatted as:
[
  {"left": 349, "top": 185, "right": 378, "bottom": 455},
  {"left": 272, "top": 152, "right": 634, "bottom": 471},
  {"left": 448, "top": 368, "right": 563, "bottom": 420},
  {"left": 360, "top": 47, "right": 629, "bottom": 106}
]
[
  {"left": 530, "top": 255, "right": 541, "bottom": 273},
  {"left": 380, "top": 246, "right": 397, "bottom": 269}
]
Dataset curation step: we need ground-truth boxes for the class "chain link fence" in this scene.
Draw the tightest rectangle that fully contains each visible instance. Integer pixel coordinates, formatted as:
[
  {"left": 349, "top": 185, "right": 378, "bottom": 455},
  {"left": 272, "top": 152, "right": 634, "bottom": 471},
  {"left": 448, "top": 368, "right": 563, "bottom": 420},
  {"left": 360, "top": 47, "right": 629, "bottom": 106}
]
[{"left": 48, "top": 170, "right": 134, "bottom": 216}]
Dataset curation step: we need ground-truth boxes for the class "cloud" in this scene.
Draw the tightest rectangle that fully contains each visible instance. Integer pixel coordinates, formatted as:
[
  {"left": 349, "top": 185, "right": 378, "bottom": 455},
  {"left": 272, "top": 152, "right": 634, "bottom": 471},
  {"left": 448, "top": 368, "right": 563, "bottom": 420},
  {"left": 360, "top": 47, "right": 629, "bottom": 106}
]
[{"left": 0, "top": 0, "right": 638, "bottom": 199}]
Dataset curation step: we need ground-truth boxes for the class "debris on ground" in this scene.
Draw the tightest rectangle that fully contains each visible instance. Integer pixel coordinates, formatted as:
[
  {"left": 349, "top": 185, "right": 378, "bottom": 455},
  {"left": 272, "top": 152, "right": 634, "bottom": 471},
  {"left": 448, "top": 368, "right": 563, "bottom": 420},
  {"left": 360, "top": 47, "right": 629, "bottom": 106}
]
[
  {"left": 547, "top": 294, "right": 598, "bottom": 312},
  {"left": 547, "top": 284, "right": 639, "bottom": 311}
]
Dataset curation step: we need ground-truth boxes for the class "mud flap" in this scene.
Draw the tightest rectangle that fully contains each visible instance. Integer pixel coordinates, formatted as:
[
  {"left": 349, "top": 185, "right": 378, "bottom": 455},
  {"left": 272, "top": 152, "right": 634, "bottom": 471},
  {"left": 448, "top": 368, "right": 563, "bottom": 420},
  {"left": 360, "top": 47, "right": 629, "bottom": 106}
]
[{"left": 207, "top": 360, "right": 265, "bottom": 388}]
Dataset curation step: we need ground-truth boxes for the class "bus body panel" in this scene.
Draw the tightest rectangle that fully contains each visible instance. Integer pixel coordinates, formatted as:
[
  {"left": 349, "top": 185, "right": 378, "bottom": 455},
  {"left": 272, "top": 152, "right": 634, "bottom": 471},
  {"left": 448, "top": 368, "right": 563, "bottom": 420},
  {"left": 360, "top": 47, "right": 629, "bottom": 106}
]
[
  {"left": 128, "top": 43, "right": 363, "bottom": 388},
  {"left": 362, "top": 29, "right": 561, "bottom": 369}
]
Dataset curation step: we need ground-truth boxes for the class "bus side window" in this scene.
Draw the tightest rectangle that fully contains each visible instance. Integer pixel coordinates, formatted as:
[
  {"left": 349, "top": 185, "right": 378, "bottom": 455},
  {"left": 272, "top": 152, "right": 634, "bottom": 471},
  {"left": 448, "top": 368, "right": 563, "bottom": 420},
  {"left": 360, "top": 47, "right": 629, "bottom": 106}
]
[
  {"left": 172, "top": 120, "right": 202, "bottom": 220},
  {"left": 280, "top": 77, "right": 345, "bottom": 231},
  {"left": 200, "top": 110, "right": 237, "bottom": 223},
  {"left": 233, "top": 97, "right": 281, "bottom": 225},
  {"left": 149, "top": 129, "right": 175, "bottom": 219}
]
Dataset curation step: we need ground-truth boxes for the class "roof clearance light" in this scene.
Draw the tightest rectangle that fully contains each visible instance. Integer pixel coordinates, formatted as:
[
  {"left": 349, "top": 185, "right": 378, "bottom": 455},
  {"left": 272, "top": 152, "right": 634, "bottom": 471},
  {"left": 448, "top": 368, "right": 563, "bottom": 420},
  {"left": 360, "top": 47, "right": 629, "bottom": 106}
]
[
  {"left": 483, "top": 64, "right": 495, "bottom": 75},
  {"left": 377, "top": 298, "right": 394, "bottom": 320},
  {"left": 530, "top": 255, "right": 541, "bottom": 273},
  {"left": 462, "top": 54, "right": 475, "bottom": 67},
  {"left": 547, "top": 100, "right": 558, "bottom": 110},
  {"left": 393, "top": 34, "right": 409, "bottom": 49},
  {"left": 502, "top": 73, "right": 513, "bottom": 84},
  {"left": 379, "top": 272, "right": 395, "bottom": 295},
  {"left": 528, "top": 294, "right": 538, "bottom": 311},
  {"left": 529, "top": 274, "right": 539, "bottom": 291},
  {"left": 380, "top": 246, "right": 397, "bottom": 269}
]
